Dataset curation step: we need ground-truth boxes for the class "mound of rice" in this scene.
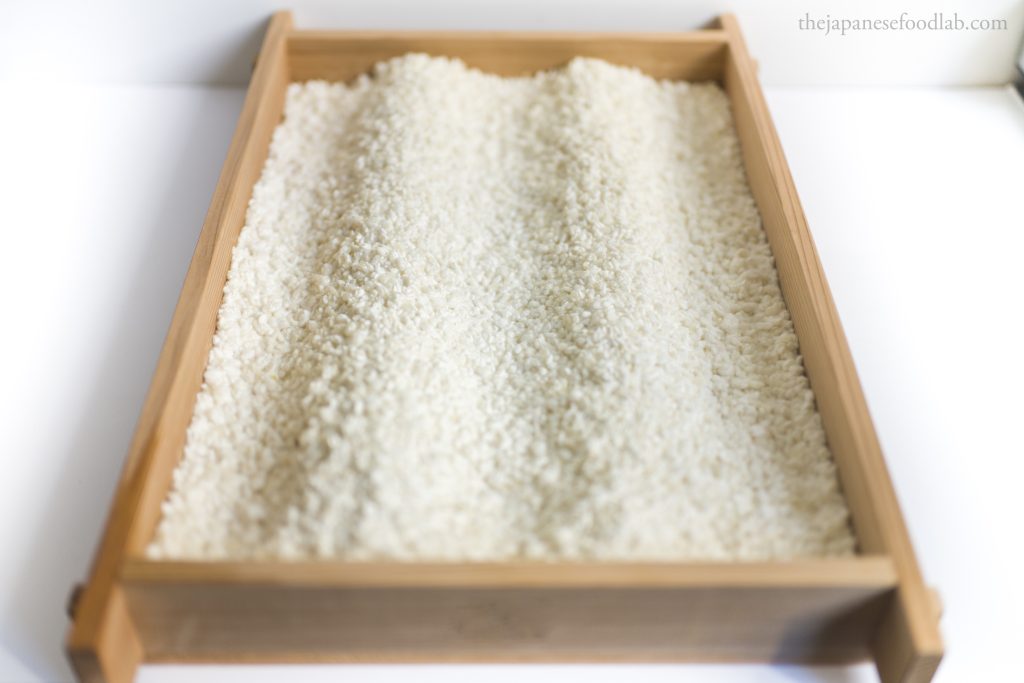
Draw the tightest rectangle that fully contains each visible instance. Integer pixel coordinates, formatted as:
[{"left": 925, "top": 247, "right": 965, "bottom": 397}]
[{"left": 148, "top": 55, "right": 854, "bottom": 561}]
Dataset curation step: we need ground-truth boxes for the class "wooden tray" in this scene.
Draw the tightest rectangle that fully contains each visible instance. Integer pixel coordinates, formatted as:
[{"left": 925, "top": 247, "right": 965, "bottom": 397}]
[{"left": 65, "top": 12, "right": 943, "bottom": 683}]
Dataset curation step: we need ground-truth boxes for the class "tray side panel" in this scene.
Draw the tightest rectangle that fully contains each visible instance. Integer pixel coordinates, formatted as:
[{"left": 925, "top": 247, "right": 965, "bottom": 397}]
[
  {"left": 288, "top": 30, "right": 728, "bottom": 82},
  {"left": 124, "top": 580, "right": 892, "bottom": 664},
  {"left": 716, "top": 13, "right": 942, "bottom": 683},
  {"left": 65, "top": 11, "right": 294, "bottom": 683},
  {"left": 121, "top": 557, "right": 899, "bottom": 588}
]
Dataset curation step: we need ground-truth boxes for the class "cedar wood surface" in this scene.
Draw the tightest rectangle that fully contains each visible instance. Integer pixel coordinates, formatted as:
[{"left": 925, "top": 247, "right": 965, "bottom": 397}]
[{"left": 64, "top": 11, "right": 942, "bottom": 683}]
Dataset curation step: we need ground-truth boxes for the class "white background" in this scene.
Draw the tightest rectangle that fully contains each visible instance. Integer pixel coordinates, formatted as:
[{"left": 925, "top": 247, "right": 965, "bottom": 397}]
[
  {"left": 1, "top": 1, "right": 1023, "bottom": 682},
  {"left": 3, "top": 0, "right": 1024, "bottom": 86}
]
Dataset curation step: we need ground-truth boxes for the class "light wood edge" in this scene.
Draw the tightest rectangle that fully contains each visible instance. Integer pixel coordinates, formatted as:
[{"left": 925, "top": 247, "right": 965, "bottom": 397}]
[
  {"left": 290, "top": 29, "right": 729, "bottom": 42},
  {"left": 139, "top": 651, "right": 874, "bottom": 666},
  {"left": 286, "top": 28, "right": 730, "bottom": 83},
  {"left": 716, "top": 13, "right": 942, "bottom": 683},
  {"left": 66, "top": 587, "right": 140, "bottom": 683},
  {"left": 65, "top": 11, "right": 294, "bottom": 683},
  {"left": 121, "top": 557, "right": 898, "bottom": 589}
]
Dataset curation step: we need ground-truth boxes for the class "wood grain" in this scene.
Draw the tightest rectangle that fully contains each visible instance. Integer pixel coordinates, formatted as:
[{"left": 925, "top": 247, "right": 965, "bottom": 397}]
[
  {"left": 716, "top": 13, "right": 942, "bottom": 683},
  {"left": 288, "top": 30, "right": 728, "bottom": 82},
  {"left": 64, "top": 11, "right": 294, "bottom": 683},
  {"left": 122, "top": 559, "right": 896, "bottom": 665},
  {"left": 121, "top": 557, "right": 897, "bottom": 587}
]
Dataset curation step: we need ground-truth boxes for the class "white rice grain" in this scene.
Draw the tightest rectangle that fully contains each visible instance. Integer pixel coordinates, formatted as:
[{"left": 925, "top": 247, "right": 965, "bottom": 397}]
[{"left": 148, "top": 55, "right": 855, "bottom": 560}]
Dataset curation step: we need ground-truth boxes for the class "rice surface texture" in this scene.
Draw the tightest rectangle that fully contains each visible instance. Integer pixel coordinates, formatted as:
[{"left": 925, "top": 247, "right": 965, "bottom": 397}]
[{"left": 148, "top": 55, "right": 856, "bottom": 560}]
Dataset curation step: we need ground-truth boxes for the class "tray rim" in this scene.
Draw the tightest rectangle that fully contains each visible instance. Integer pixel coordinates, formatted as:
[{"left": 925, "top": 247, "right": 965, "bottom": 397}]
[{"left": 65, "top": 12, "right": 942, "bottom": 683}]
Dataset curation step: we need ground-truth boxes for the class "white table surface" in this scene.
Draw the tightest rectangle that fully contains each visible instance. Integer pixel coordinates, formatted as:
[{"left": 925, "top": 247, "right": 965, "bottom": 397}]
[{"left": 1, "top": 82, "right": 1021, "bottom": 683}]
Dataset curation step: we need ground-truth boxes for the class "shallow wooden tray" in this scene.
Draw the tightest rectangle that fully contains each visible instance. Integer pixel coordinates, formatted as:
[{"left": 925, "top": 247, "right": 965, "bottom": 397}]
[{"left": 65, "top": 12, "right": 943, "bottom": 683}]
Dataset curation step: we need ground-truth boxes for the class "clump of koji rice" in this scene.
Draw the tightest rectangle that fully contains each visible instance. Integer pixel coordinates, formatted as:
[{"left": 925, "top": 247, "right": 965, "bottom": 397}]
[{"left": 148, "top": 55, "right": 856, "bottom": 561}]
